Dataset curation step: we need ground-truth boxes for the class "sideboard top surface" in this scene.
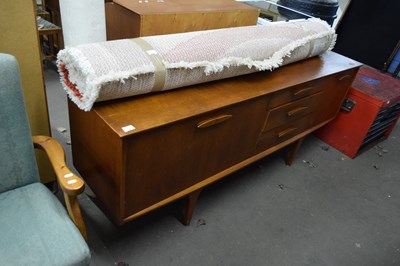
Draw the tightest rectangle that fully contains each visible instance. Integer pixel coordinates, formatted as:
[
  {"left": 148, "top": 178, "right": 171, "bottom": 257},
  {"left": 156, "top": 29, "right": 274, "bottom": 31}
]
[{"left": 91, "top": 52, "right": 361, "bottom": 137}]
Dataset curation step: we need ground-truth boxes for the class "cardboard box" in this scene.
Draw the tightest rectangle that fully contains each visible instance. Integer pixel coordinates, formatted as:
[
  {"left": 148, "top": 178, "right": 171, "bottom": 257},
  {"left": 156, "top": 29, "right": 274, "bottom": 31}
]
[{"left": 106, "top": 0, "right": 259, "bottom": 40}]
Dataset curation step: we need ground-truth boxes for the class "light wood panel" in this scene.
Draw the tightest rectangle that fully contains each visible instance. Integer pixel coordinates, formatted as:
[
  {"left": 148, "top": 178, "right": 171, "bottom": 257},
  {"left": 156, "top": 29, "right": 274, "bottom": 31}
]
[
  {"left": 106, "top": 0, "right": 259, "bottom": 39},
  {"left": 0, "top": 0, "right": 53, "bottom": 183}
]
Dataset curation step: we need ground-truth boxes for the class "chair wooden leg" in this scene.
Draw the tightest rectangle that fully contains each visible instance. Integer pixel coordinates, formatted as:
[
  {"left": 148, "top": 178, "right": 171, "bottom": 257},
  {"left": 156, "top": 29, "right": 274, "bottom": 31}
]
[
  {"left": 183, "top": 189, "right": 202, "bottom": 226},
  {"left": 64, "top": 193, "right": 88, "bottom": 241},
  {"left": 286, "top": 137, "right": 305, "bottom": 166}
]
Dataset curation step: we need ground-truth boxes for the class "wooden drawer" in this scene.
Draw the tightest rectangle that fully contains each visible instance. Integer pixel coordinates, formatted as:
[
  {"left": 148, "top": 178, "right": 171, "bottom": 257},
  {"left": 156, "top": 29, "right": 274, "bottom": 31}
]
[
  {"left": 269, "top": 79, "right": 323, "bottom": 108},
  {"left": 256, "top": 115, "right": 313, "bottom": 152},
  {"left": 263, "top": 92, "right": 322, "bottom": 132}
]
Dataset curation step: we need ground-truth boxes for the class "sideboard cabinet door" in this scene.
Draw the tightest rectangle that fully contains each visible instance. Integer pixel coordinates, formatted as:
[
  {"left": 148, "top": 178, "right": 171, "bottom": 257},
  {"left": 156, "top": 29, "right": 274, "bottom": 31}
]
[{"left": 123, "top": 97, "right": 267, "bottom": 217}]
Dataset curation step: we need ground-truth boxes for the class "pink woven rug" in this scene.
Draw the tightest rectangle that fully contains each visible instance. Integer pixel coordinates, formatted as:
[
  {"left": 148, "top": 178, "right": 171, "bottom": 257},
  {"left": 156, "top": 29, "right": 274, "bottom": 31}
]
[{"left": 57, "top": 18, "right": 336, "bottom": 111}]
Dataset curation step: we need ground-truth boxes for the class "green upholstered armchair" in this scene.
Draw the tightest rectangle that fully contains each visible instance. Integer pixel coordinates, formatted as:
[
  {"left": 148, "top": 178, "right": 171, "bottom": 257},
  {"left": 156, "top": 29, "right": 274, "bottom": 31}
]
[{"left": 0, "top": 53, "right": 90, "bottom": 265}]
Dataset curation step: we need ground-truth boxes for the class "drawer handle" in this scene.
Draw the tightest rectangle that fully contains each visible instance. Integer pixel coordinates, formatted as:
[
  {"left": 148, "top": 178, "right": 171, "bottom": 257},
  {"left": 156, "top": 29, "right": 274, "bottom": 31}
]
[
  {"left": 197, "top": 115, "right": 233, "bottom": 128},
  {"left": 287, "top": 106, "right": 309, "bottom": 117},
  {"left": 293, "top": 87, "right": 315, "bottom": 96},
  {"left": 278, "top": 127, "right": 298, "bottom": 138},
  {"left": 339, "top": 75, "right": 352, "bottom": 81}
]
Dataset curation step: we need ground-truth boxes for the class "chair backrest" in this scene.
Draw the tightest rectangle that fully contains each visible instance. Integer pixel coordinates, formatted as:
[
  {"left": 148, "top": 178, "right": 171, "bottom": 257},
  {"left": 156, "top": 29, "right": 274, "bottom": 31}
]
[{"left": 0, "top": 53, "right": 39, "bottom": 193}]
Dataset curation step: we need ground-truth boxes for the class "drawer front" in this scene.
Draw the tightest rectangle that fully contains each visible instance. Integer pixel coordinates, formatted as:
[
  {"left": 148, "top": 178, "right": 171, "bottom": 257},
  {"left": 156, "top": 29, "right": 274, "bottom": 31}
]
[
  {"left": 263, "top": 92, "right": 322, "bottom": 132},
  {"left": 124, "top": 97, "right": 267, "bottom": 216},
  {"left": 256, "top": 115, "right": 313, "bottom": 152},
  {"left": 269, "top": 79, "right": 323, "bottom": 108}
]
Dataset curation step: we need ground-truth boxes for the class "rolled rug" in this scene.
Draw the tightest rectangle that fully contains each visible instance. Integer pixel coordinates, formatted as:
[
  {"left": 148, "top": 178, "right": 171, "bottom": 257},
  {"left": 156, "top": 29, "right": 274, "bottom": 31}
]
[{"left": 57, "top": 18, "right": 336, "bottom": 111}]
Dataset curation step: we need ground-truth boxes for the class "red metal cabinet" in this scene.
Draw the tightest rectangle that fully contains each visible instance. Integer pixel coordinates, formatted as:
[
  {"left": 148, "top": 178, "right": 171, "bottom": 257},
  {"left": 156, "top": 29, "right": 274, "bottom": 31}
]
[{"left": 314, "top": 66, "right": 400, "bottom": 158}]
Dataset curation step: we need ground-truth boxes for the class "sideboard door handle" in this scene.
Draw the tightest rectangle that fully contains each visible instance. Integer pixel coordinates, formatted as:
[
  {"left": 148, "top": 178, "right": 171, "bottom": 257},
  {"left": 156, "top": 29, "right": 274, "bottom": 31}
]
[
  {"left": 293, "top": 87, "right": 315, "bottom": 96},
  {"left": 197, "top": 115, "right": 233, "bottom": 128},
  {"left": 287, "top": 106, "right": 309, "bottom": 117},
  {"left": 278, "top": 127, "right": 298, "bottom": 138},
  {"left": 339, "top": 75, "right": 352, "bottom": 81}
]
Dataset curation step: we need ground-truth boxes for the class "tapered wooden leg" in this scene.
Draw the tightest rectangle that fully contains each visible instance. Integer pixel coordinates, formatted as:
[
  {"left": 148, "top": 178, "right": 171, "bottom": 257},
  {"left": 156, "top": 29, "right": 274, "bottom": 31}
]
[
  {"left": 183, "top": 189, "right": 202, "bottom": 226},
  {"left": 286, "top": 137, "right": 305, "bottom": 166},
  {"left": 64, "top": 193, "right": 87, "bottom": 240}
]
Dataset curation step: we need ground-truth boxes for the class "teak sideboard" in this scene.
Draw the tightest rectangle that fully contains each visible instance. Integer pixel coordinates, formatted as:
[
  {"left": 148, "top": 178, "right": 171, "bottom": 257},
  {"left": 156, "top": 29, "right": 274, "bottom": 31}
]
[{"left": 68, "top": 52, "right": 361, "bottom": 225}]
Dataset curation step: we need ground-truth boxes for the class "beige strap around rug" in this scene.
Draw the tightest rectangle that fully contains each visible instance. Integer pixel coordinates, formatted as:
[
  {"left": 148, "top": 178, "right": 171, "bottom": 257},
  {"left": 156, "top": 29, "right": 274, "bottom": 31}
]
[
  {"left": 131, "top": 38, "right": 166, "bottom": 92},
  {"left": 306, "top": 41, "right": 315, "bottom": 58}
]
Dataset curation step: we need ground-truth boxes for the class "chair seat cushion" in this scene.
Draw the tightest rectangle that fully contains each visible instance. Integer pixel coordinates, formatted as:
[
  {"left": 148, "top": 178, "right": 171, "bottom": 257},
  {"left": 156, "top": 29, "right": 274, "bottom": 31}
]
[{"left": 0, "top": 183, "right": 90, "bottom": 266}]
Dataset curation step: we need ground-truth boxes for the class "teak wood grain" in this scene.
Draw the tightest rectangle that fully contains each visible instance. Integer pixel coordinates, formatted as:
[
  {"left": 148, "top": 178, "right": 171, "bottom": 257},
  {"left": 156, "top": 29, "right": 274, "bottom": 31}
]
[
  {"left": 106, "top": 0, "right": 259, "bottom": 39},
  {"left": 68, "top": 52, "right": 361, "bottom": 225},
  {"left": 114, "top": 0, "right": 259, "bottom": 14},
  {"left": 94, "top": 52, "right": 359, "bottom": 137}
]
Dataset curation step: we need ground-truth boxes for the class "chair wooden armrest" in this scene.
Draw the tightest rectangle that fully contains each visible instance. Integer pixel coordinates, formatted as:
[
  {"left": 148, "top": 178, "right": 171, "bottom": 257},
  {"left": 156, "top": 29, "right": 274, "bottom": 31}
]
[{"left": 32, "top": 135, "right": 87, "bottom": 240}]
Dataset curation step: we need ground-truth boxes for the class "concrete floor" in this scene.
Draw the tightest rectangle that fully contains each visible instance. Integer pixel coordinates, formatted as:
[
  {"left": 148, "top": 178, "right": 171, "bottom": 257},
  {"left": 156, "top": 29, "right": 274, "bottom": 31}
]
[{"left": 44, "top": 66, "right": 400, "bottom": 266}]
